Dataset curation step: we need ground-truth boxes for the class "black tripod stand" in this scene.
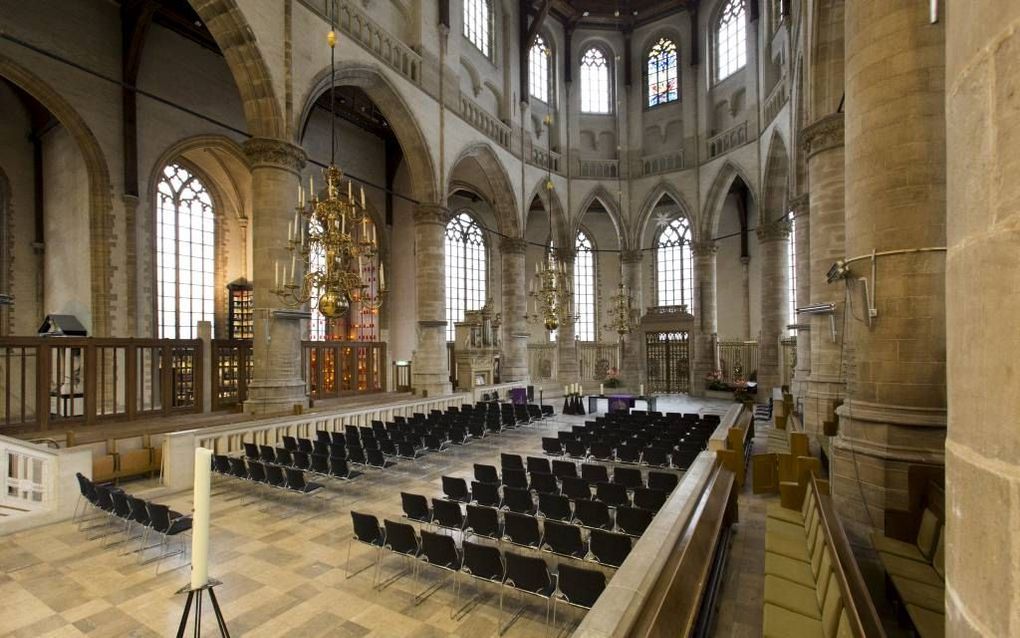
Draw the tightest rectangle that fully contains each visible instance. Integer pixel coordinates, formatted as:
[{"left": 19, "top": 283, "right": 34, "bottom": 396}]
[{"left": 176, "top": 578, "right": 230, "bottom": 637}]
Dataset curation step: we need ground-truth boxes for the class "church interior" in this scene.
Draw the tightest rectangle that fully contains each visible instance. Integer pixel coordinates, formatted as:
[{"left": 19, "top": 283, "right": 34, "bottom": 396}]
[{"left": 0, "top": 0, "right": 1010, "bottom": 636}]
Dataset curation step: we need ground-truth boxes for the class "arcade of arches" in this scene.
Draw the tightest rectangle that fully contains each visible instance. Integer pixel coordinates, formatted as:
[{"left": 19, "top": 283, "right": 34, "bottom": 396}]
[{"left": 0, "top": 1, "right": 1015, "bottom": 636}]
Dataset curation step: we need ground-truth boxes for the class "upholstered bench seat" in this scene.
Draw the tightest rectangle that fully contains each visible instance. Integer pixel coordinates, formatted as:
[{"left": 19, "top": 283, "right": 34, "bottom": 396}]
[
  {"left": 766, "top": 531, "right": 812, "bottom": 562},
  {"left": 763, "top": 602, "right": 824, "bottom": 637},
  {"left": 879, "top": 553, "right": 943, "bottom": 587},
  {"left": 763, "top": 574, "right": 822, "bottom": 618},
  {"left": 891, "top": 575, "right": 944, "bottom": 612},
  {"left": 765, "top": 552, "right": 815, "bottom": 586},
  {"left": 906, "top": 604, "right": 945, "bottom": 638},
  {"left": 767, "top": 501, "right": 805, "bottom": 525},
  {"left": 871, "top": 508, "right": 941, "bottom": 563},
  {"left": 767, "top": 517, "right": 809, "bottom": 539}
]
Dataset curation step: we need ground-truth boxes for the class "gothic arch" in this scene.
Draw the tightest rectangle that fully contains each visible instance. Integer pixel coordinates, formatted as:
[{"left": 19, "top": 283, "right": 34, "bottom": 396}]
[
  {"left": 299, "top": 62, "right": 438, "bottom": 204},
  {"left": 447, "top": 143, "right": 520, "bottom": 238},
  {"left": 634, "top": 181, "right": 697, "bottom": 248},
  {"left": 148, "top": 135, "right": 252, "bottom": 222},
  {"left": 761, "top": 131, "right": 791, "bottom": 223},
  {"left": 575, "top": 184, "right": 628, "bottom": 250},
  {"left": 526, "top": 182, "right": 570, "bottom": 250},
  {"left": 0, "top": 53, "right": 115, "bottom": 336},
  {"left": 702, "top": 159, "right": 758, "bottom": 239},
  {"left": 188, "top": 0, "right": 285, "bottom": 139}
]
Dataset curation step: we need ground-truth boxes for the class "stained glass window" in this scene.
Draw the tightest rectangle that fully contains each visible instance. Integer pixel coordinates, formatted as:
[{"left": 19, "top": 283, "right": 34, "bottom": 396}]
[
  {"left": 445, "top": 212, "right": 487, "bottom": 341},
  {"left": 647, "top": 38, "right": 679, "bottom": 107},
  {"left": 655, "top": 217, "right": 694, "bottom": 308},
  {"left": 716, "top": 0, "right": 747, "bottom": 81},
  {"left": 157, "top": 163, "right": 215, "bottom": 339},
  {"left": 580, "top": 47, "right": 611, "bottom": 114}
]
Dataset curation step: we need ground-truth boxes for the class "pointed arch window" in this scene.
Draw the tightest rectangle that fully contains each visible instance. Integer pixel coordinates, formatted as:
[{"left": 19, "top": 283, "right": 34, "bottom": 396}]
[
  {"left": 655, "top": 217, "right": 694, "bottom": 308},
  {"left": 716, "top": 0, "right": 747, "bottom": 82},
  {"left": 529, "top": 35, "right": 551, "bottom": 103},
  {"left": 156, "top": 163, "right": 215, "bottom": 339},
  {"left": 574, "top": 230, "right": 596, "bottom": 342},
  {"left": 580, "top": 47, "right": 611, "bottom": 114},
  {"left": 647, "top": 38, "right": 679, "bottom": 107},
  {"left": 464, "top": 0, "right": 492, "bottom": 58},
  {"left": 445, "top": 212, "right": 487, "bottom": 341}
]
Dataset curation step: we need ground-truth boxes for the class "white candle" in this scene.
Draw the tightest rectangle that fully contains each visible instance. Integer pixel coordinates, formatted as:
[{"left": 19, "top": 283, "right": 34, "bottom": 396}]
[
  {"left": 288, "top": 221, "right": 293, "bottom": 242},
  {"left": 291, "top": 253, "right": 296, "bottom": 280},
  {"left": 600, "top": 383, "right": 604, "bottom": 395},
  {"left": 360, "top": 185, "right": 366, "bottom": 210},
  {"left": 274, "top": 261, "right": 279, "bottom": 289},
  {"left": 639, "top": 384, "right": 645, "bottom": 396},
  {"left": 564, "top": 385, "right": 568, "bottom": 396},
  {"left": 309, "top": 175, "right": 314, "bottom": 197},
  {"left": 379, "top": 263, "right": 385, "bottom": 289},
  {"left": 190, "top": 447, "right": 213, "bottom": 590}
]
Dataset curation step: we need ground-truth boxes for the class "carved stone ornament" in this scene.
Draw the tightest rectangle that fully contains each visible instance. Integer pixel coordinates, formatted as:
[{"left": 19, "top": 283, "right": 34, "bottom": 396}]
[
  {"left": 789, "top": 193, "right": 810, "bottom": 217},
  {"left": 413, "top": 203, "right": 448, "bottom": 225},
  {"left": 242, "top": 138, "right": 306, "bottom": 173},
  {"left": 691, "top": 240, "right": 718, "bottom": 256},
  {"left": 801, "top": 112, "right": 844, "bottom": 159},
  {"left": 756, "top": 219, "right": 793, "bottom": 242}
]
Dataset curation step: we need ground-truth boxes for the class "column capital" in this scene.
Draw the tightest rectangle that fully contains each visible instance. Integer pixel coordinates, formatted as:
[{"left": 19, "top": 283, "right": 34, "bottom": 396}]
[
  {"left": 802, "top": 113, "right": 845, "bottom": 159},
  {"left": 757, "top": 219, "right": 793, "bottom": 242},
  {"left": 620, "top": 249, "right": 644, "bottom": 264},
  {"left": 413, "top": 202, "right": 448, "bottom": 226},
  {"left": 243, "top": 137, "right": 306, "bottom": 173},
  {"left": 691, "top": 240, "right": 718, "bottom": 256},
  {"left": 499, "top": 237, "right": 528, "bottom": 254},
  {"left": 789, "top": 193, "right": 810, "bottom": 217}
]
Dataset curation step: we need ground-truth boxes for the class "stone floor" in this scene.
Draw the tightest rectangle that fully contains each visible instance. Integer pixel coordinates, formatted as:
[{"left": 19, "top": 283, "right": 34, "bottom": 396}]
[{"left": 0, "top": 395, "right": 735, "bottom": 638}]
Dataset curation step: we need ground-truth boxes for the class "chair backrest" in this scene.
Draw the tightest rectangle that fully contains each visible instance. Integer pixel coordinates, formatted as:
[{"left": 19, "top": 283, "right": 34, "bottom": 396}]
[
  {"left": 581, "top": 464, "right": 610, "bottom": 484},
  {"left": 330, "top": 457, "right": 350, "bottom": 477},
  {"left": 542, "top": 437, "right": 563, "bottom": 454},
  {"left": 420, "top": 530, "right": 460, "bottom": 569},
  {"left": 504, "top": 512, "right": 540, "bottom": 546},
  {"left": 542, "top": 520, "right": 584, "bottom": 556},
  {"left": 146, "top": 502, "right": 172, "bottom": 532},
  {"left": 574, "top": 499, "right": 611, "bottom": 529},
  {"left": 442, "top": 476, "right": 469, "bottom": 500},
  {"left": 648, "top": 471, "right": 678, "bottom": 492},
  {"left": 294, "top": 451, "right": 312, "bottom": 470},
  {"left": 502, "top": 468, "right": 528, "bottom": 489},
  {"left": 471, "top": 481, "right": 501, "bottom": 506},
  {"left": 316, "top": 430, "right": 331, "bottom": 443},
  {"left": 401, "top": 492, "right": 430, "bottom": 521},
  {"left": 213, "top": 455, "right": 231, "bottom": 473},
  {"left": 383, "top": 519, "right": 420, "bottom": 555},
  {"left": 284, "top": 468, "right": 307, "bottom": 490},
  {"left": 596, "top": 482, "right": 630, "bottom": 507},
  {"left": 127, "top": 496, "right": 149, "bottom": 524},
  {"left": 503, "top": 487, "right": 534, "bottom": 513},
  {"left": 538, "top": 492, "right": 571, "bottom": 521},
  {"left": 266, "top": 464, "right": 286, "bottom": 487},
  {"left": 552, "top": 460, "right": 578, "bottom": 479},
  {"left": 228, "top": 457, "right": 247, "bottom": 478},
  {"left": 527, "top": 456, "right": 551, "bottom": 474},
  {"left": 283, "top": 435, "right": 298, "bottom": 451},
  {"left": 110, "top": 491, "right": 131, "bottom": 517},
  {"left": 462, "top": 541, "right": 504, "bottom": 581},
  {"left": 562, "top": 476, "right": 592, "bottom": 500},
  {"left": 501, "top": 453, "right": 524, "bottom": 471},
  {"left": 589, "top": 529, "right": 632, "bottom": 566},
  {"left": 504, "top": 551, "right": 551, "bottom": 593},
  {"left": 367, "top": 449, "right": 386, "bottom": 467},
  {"left": 557, "top": 563, "right": 607, "bottom": 608},
  {"left": 633, "top": 487, "right": 668, "bottom": 512},
  {"left": 613, "top": 467, "right": 644, "bottom": 488},
  {"left": 616, "top": 506, "right": 654, "bottom": 536},
  {"left": 465, "top": 504, "right": 500, "bottom": 537},
  {"left": 530, "top": 472, "right": 559, "bottom": 494},
  {"left": 432, "top": 498, "right": 464, "bottom": 528},
  {"left": 244, "top": 442, "right": 259, "bottom": 458},
  {"left": 276, "top": 448, "right": 293, "bottom": 465},
  {"left": 351, "top": 511, "right": 383, "bottom": 545}
]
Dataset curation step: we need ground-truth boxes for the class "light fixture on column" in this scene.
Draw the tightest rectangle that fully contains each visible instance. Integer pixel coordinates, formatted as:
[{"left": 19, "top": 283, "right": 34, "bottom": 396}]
[
  {"left": 526, "top": 115, "right": 574, "bottom": 332},
  {"left": 270, "top": 20, "right": 385, "bottom": 318}
]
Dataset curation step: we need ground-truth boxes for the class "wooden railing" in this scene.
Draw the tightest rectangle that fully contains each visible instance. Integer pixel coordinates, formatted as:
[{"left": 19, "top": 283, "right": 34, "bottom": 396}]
[
  {"left": 211, "top": 339, "right": 252, "bottom": 411},
  {"left": 578, "top": 342, "right": 621, "bottom": 382},
  {"left": 0, "top": 337, "right": 202, "bottom": 431},
  {"left": 302, "top": 340, "right": 386, "bottom": 400},
  {"left": 707, "top": 121, "right": 749, "bottom": 159},
  {"left": 641, "top": 150, "right": 685, "bottom": 176},
  {"left": 717, "top": 340, "right": 759, "bottom": 382}
]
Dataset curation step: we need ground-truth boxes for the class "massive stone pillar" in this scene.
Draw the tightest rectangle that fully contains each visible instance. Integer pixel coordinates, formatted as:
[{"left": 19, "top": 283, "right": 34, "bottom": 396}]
[
  {"left": 243, "top": 138, "right": 308, "bottom": 414},
  {"left": 836, "top": 1, "right": 946, "bottom": 529},
  {"left": 412, "top": 203, "right": 452, "bottom": 397},
  {"left": 803, "top": 114, "right": 846, "bottom": 440},
  {"left": 556, "top": 249, "right": 579, "bottom": 386},
  {"left": 790, "top": 194, "right": 811, "bottom": 409},
  {"left": 756, "top": 220, "right": 791, "bottom": 396},
  {"left": 499, "top": 237, "right": 529, "bottom": 382},
  {"left": 945, "top": 4, "right": 1020, "bottom": 634},
  {"left": 691, "top": 241, "right": 719, "bottom": 396},
  {"left": 740, "top": 256, "right": 752, "bottom": 340},
  {"left": 619, "top": 249, "right": 644, "bottom": 388}
]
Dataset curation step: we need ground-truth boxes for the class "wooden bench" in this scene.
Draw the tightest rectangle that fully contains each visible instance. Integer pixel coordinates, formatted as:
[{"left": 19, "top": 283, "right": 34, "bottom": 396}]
[
  {"left": 752, "top": 421, "right": 817, "bottom": 503},
  {"left": 711, "top": 404, "right": 754, "bottom": 487},
  {"left": 763, "top": 476, "right": 885, "bottom": 637},
  {"left": 91, "top": 435, "right": 162, "bottom": 483},
  {"left": 873, "top": 476, "right": 945, "bottom": 637}
]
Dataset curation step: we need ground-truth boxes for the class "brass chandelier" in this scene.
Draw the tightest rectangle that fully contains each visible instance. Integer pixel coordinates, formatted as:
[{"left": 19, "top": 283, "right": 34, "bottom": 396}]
[
  {"left": 270, "top": 23, "right": 385, "bottom": 319},
  {"left": 527, "top": 115, "right": 574, "bottom": 332},
  {"left": 605, "top": 281, "right": 634, "bottom": 336}
]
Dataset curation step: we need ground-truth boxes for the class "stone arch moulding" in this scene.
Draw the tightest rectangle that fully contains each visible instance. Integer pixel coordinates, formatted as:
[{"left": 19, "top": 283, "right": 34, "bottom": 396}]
[
  {"left": 760, "top": 129, "right": 791, "bottom": 224},
  {"left": 147, "top": 135, "right": 252, "bottom": 222},
  {"left": 188, "top": 0, "right": 285, "bottom": 139},
  {"left": 526, "top": 181, "right": 570, "bottom": 249},
  {"left": 702, "top": 159, "right": 758, "bottom": 240},
  {"left": 633, "top": 181, "right": 697, "bottom": 249},
  {"left": 574, "top": 184, "right": 628, "bottom": 251},
  {"left": 447, "top": 143, "right": 520, "bottom": 238},
  {"left": 0, "top": 53, "right": 115, "bottom": 336},
  {"left": 297, "top": 62, "right": 439, "bottom": 205}
]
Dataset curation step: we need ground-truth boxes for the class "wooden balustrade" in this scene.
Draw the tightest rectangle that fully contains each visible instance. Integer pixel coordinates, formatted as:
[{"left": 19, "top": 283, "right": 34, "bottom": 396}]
[
  {"left": 717, "top": 340, "right": 759, "bottom": 382},
  {"left": 302, "top": 340, "right": 386, "bottom": 400}
]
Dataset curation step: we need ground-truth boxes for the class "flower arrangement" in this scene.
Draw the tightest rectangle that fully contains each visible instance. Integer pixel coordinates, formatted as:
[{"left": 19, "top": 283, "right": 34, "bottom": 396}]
[
  {"left": 705, "top": 369, "right": 731, "bottom": 392},
  {"left": 604, "top": 367, "right": 623, "bottom": 388}
]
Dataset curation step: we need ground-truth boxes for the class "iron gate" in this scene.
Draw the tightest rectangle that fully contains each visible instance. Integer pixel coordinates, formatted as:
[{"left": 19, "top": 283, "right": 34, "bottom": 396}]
[{"left": 645, "top": 331, "right": 690, "bottom": 394}]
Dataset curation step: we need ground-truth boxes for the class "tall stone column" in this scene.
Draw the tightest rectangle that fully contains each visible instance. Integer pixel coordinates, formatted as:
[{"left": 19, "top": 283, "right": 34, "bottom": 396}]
[
  {"left": 619, "top": 249, "right": 644, "bottom": 388},
  {"left": 945, "top": 4, "right": 1020, "bottom": 634},
  {"left": 803, "top": 114, "right": 846, "bottom": 440},
  {"left": 790, "top": 194, "right": 811, "bottom": 408},
  {"left": 836, "top": 1, "right": 946, "bottom": 529},
  {"left": 499, "top": 237, "right": 529, "bottom": 382},
  {"left": 243, "top": 138, "right": 308, "bottom": 414},
  {"left": 740, "top": 256, "right": 752, "bottom": 340},
  {"left": 412, "top": 203, "right": 452, "bottom": 397},
  {"left": 756, "top": 220, "right": 791, "bottom": 396},
  {"left": 691, "top": 241, "right": 719, "bottom": 396},
  {"left": 555, "top": 249, "right": 579, "bottom": 386}
]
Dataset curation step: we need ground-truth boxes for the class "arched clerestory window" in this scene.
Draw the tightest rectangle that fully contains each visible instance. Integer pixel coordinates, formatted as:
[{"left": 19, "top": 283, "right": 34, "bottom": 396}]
[
  {"left": 464, "top": 0, "right": 493, "bottom": 58},
  {"left": 573, "top": 230, "right": 596, "bottom": 342},
  {"left": 655, "top": 217, "right": 694, "bottom": 309},
  {"left": 716, "top": 0, "right": 747, "bottom": 82},
  {"left": 156, "top": 162, "right": 215, "bottom": 339},
  {"left": 647, "top": 37, "right": 679, "bottom": 107},
  {"left": 580, "top": 47, "right": 611, "bottom": 114},
  {"left": 445, "top": 211, "right": 487, "bottom": 341},
  {"left": 529, "top": 35, "right": 551, "bottom": 103}
]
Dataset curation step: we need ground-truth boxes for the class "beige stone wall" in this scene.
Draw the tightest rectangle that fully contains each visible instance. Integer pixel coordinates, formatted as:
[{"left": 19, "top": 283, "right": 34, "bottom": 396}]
[{"left": 945, "top": 1, "right": 1020, "bottom": 634}]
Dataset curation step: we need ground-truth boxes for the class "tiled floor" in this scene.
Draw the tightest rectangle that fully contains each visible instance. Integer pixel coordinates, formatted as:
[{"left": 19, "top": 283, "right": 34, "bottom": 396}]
[{"left": 1, "top": 395, "right": 730, "bottom": 638}]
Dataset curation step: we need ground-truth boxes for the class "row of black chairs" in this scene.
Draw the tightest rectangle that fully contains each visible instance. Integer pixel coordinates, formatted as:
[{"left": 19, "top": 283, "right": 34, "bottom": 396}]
[
  {"left": 479, "top": 457, "right": 680, "bottom": 491},
  {"left": 74, "top": 473, "right": 192, "bottom": 574},
  {"left": 443, "top": 472, "right": 669, "bottom": 513},
  {"left": 211, "top": 455, "right": 326, "bottom": 501},
  {"left": 349, "top": 512, "right": 603, "bottom": 635},
  {"left": 541, "top": 436, "right": 704, "bottom": 469}
]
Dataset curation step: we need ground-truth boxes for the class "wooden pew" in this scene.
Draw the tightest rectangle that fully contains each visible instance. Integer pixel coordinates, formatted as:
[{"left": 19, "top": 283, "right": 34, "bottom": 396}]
[{"left": 712, "top": 404, "right": 753, "bottom": 487}]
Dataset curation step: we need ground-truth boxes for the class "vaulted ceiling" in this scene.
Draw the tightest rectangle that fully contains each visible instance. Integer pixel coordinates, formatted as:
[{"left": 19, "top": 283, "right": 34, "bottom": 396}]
[{"left": 532, "top": 0, "right": 694, "bottom": 30}]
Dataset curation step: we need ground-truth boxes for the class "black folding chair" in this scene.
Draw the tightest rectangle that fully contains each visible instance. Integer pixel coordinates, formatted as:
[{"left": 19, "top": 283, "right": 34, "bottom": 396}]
[
  {"left": 565, "top": 440, "right": 588, "bottom": 459},
  {"left": 380, "top": 519, "right": 421, "bottom": 593},
  {"left": 589, "top": 529, "right": 632, "bottom": 567},
  {"left": 541, "top": 437, "right": 563, "bottom": 456},
  {"left": 537, "top": 493, "right": 572, "bottom": 522},
  {"left": 580, "top": 464, "right": 610, "bottom": 484},
  {"left": 464, "top": 504, "right": 502, "bottom": 540},
  {"left": 499, "top": 552, "right": 555, "bottom": 635},
  {"left": 572, "top": 499, "right": 613, "bottom": 530},
  {"left": 432, "top": 498, "right": 466, "bottom": 533},
  {"left": 415, "top": 530, "right": 462, "bottom": 609},
  {"left": 471, "top": 481, "right": 502, "bottom": 508},
  {"left": 401, "top": 492, "right": 433, "bottom": 525},
  {"left": 588, "top": 442, "right": 615, "bottom": 462},
  {"left": 284, "top": 468, "right": 323, "bottom": 495},
  {"left": 457, "top": 542, "right": 505, "bottom": 619},
  {"left": 502, "top": 487, "right": 536, "bottom": 515},
  {"left": 367, "top": 448, "right": 395, "bottom": 469},
  {"left": 613, "top": 467, "right": 644, "bottom": 489},
  {"left": 615, "top": 506, "right": 654, "bottom": 537},
  {"left": 502, "top": 512, "right": 541, "bottom": 549},
  {"left": 552, "top": 460, "right": 578, "bottom": 480},
  {"left": 442, "top": 476, "right": 472, "bottom": 503},
  {"left": 595, "top": 482, "right": 630, "bottom": 508},
  {"left": 529, "top": 471, "right": 560, "bottom": 495},
  {"left": 347, "top": 511, "right": 385, "bottom": 584},
  {"left": 552, "top": 563, "right": 607, "bottom": 631},
  {"left": 501, "top": 468, "right": 528, "bottom": 490},
  {"left": 526, "top": 456, "right": 552, "bottom": 475},
  {"left": 500, "top": 453, "right": 524, "bottom": 471},
  {"left": 541, "top": 520, "right": 586, "bottom": 558},
  {"left": 474, "top": 463, "right": 500, "bottom": 484},
  {"left": 561, "top": 476, "right": 592, "bottom": 501},
  {"left": 142, "top": 502, "right": 192, "bottom": 574}
]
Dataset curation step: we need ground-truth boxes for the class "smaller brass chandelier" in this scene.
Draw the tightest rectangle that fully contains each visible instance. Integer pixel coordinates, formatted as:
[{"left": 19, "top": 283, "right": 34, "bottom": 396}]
[
  {"left": 270, "top": 23, "right": 385, "bottom": 318},
  {"left": 605, "top": 282, "right": 635, "bottom": 336}
]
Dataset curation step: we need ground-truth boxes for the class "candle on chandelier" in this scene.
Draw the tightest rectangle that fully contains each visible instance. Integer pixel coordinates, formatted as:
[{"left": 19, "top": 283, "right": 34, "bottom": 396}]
[
  {"left": 309, "top": 175, "right": 314, "bottom": 198},
  {"left": 291, "top": 253, "right": 296, "bottom": 282},
  {"left": 360, "top": 185, "right": 366, "bottom": 210},
  {"left": 274, "top": 261, "right": 279, "bottom": 290},
  {"left": 287, "top": 220, "right": 293, "bottom": 242},
  {"left": 600, "top": 383, "right": 604, "bottom": 395},
  {"left": 348, "top": 180, "right": 353, "bottom": 202},
  {"left": 379, "top": 263, "right": 385, "bottom": 289}
]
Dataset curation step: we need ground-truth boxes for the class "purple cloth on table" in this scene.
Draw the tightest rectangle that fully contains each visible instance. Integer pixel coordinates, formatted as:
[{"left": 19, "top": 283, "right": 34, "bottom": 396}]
[
  {"left": 607, "top": 395, "right": 635, "bottom": 412},
  {"left": 510, "top": 388, "right": 528, "bottom": 405}
]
